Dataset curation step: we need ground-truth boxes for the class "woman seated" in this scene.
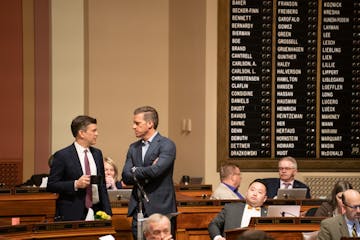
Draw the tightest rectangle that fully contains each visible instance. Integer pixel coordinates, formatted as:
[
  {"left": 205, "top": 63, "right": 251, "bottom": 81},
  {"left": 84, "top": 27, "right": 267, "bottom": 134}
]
[
  {"left": 314, "top": 180, "right": 353, "bottom": 217},
  {"left": 104, "top": 157, "right": 125, "bottom": 190}
]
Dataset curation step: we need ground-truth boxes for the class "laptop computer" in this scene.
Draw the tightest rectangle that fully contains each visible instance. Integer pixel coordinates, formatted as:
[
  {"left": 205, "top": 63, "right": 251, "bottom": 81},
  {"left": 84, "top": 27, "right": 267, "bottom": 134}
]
[
  {"left": 107, "top": 189, "right": 132, "bottom": 201},
  {"left": 277, "top": 188, "right": 307, "bottom": 199},
  {"left": 266, "top": 205, "right": 301, "bottom": 217}
]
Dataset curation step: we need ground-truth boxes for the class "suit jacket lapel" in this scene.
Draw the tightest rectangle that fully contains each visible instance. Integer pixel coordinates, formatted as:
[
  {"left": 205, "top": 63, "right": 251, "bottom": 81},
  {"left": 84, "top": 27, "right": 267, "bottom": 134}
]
[
  {"left": 237, "top": 203, "right": 246, "bottom": 227},
  {"left": 293, "top": 180, "right": 300, "bottom": 188},
  {"left": 70, "top": 144, "right": 84, "bottom": 177},
  {"left": 340, "top": 215, "right": 350, "bottom": 237},
  {"left": 135, "top": 140, "right": 144, "bottom": 166},
  {"left": 90, "top": 147, "right": 100, "bottom": 174}
]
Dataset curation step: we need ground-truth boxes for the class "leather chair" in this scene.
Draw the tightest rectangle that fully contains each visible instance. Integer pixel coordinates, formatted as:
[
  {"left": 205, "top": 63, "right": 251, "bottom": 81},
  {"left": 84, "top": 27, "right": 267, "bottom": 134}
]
[{"left": 305, "top": 207, "right": 318, "bottom": 216}]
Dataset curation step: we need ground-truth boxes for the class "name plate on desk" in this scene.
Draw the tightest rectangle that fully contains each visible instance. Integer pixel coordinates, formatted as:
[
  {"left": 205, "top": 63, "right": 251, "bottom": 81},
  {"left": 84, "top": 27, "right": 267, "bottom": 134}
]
[
  {"left": 33, "top": 220, "right": 112, "bottom": 232},
  {"left": 0, "top": 224, "right": 30, "bottom": 235},
  {"left": 250, "top": 217, "right": 325, "bottom": 226},
  {"left": 226, "top": 217, "right": 325, "bottom": 240},
  {"left": 176, "top": 199, "right": 243, "bottom": 206},
  {"left": 0, "top": 188, "right": 11, "bottom": 195},
  {"left": 14, "top": 187, "right": 48, "bottom": 194},
  {"left": 175, "top": 184, "right": 212, "bottom": 191}
]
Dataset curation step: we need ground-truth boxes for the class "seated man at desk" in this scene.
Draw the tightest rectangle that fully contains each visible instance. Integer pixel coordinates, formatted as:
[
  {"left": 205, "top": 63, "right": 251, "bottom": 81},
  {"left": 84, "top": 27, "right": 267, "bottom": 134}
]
[
  {"left": 318, "top": 189, "right": 360, "bottom": 240},
  {"left": 211, "top": 163, "right": 244, "bottom": 200},
  {"left": 262, "top": 156, "right": 311, "bottom": 199},
  {"left": 208, "top": 179, "right": 268, "bottom": 240},
  {"left": 143, "top": 213, "right": 173, "bottom": 240}
]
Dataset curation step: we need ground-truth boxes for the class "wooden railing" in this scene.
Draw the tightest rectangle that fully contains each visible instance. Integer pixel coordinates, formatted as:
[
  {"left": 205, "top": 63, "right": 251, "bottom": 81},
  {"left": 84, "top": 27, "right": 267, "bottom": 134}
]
[
  {"left": 0, "top": 192, "right": 57, "bottom": 225},
  {"left": 225, "top": 217, "right": 326, "bottom": 240},
  {"left": 0, "top": 220, "right": 115, "bottom": 239}
]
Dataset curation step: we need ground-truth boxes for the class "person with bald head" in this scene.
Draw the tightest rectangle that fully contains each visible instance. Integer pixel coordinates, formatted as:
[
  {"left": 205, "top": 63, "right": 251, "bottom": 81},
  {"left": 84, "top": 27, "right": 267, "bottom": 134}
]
[{"left": 318, "top": 189, "right": 360, "bottom": 240}]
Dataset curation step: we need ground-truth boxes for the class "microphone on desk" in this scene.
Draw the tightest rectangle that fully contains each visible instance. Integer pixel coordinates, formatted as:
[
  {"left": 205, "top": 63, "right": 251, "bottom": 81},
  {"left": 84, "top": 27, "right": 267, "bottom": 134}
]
[
  {"left": 281, "top": 211, "right": 298, "bottom": 217},
  {"left": 132, "top": 169, "right": 149, "bottom": 202}
]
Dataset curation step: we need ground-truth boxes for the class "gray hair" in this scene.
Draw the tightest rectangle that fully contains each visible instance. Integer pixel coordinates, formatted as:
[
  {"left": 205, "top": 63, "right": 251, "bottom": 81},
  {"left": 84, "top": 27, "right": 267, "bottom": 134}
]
[
  {"left": 279, "top": 156, "right": 298, "bottom": 170},
  {"left": 143, "top": 213, "right": 170, "bottom": 234}
]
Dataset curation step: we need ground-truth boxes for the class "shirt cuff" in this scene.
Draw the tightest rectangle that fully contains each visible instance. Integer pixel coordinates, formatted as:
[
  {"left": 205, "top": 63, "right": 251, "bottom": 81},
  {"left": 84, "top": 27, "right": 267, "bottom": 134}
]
[
  {"left": 214, "top": 235, "right": 223, "bottom": 240},
  {"left": 74, "top": 180, "right": 78, "bottom": 191}
]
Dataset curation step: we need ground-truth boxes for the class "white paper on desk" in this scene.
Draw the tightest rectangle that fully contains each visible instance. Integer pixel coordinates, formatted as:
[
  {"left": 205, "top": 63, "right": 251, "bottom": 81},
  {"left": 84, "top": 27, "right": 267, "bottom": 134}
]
[
  {"left": 99, "top": 235, "right": 115, "bottom": 240},
  {"left": 40, "top": 177, "right": 48, "bottom": 188},
  {"left": 85, "top": 208, "right": 94, "bottom": 221}
]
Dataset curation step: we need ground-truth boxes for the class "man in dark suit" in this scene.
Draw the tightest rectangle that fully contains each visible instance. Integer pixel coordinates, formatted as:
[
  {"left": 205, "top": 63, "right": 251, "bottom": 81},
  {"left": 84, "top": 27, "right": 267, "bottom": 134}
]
[
  {"left": 122, "top": 106, "right": 177, "bottom": 239},
  {"left": 318, "top": 189, "right": 360, "bottom": 240},
  {"left": 47, "top": 115, "right": 112, "bottom": 221},
  {"left": 208, "top": 179, "right": 268, "bottom": 240},
  {"left": 262, "top": 156, "right": 311, "bottom": 199}
]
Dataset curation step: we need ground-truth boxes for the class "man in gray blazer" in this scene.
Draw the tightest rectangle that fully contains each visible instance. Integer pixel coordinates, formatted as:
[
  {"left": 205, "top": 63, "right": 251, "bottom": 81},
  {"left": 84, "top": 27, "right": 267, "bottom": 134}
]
[
  {"left": 211, "top": 163, "right": 244, "bottom": 200},
  {"left": 122, "top": 106, "right": 177, "bottom": 239},
  {"left": 208, "top": 179, "right": 268, "bottom": 240},
  {"left": 317, "top": 189, "right": 360, "bottom": 240}
]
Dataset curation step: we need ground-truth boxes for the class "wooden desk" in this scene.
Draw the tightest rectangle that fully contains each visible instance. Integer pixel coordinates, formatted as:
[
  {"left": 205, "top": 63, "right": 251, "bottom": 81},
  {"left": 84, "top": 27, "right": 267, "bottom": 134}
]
[
  {"left": 225, "top": 217, "right": 325, "bottom": 240},
  {"left": 0, "top": 220, "right": 115, "bottom": 239},
  {"left": 175, "top": 184, "right": 212, "bottom": 198},
  {"left": 177, "top": 205, "right": 223, "bottom": 240},
  {"left": 111, "top": 207, "right": 133, "bottom": 240},
  {"left": 0, "top": 188, "right": 323, "bottom": 240},
  {"left": 111, "top": 205, "right": 222, "bottom": 240},
  {"left": 0, "top": 193, "right": 57, "bottom": 225},
  {"left": 110, "top": 198, "right": 325, "bottom": 240}
]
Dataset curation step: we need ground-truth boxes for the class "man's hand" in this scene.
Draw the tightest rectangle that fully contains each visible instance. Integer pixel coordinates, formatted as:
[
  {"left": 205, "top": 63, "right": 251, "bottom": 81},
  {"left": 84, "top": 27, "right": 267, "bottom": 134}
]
[
  {"left": 152, "top": 157, "right": 159, "bottom": 165},
  {"left": 105, "top": 175, "right": 116, "bottom": 189},
  {"left": 164, "top": 234, "right": 173, "bottom": 240},
  {"left": 214, "top": 235, "right": 226, "bottom": 240},
  {"left": 76, "top": 175, "right": 91, "bottom": 189}
]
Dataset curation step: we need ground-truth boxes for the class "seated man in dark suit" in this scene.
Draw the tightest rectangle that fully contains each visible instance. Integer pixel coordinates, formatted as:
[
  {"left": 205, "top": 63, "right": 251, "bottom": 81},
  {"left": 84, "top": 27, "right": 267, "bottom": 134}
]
[
  {"left": 262, "top": 156, "right": 311, "bottom": 199},
  {"left": 208, "top": 179, "right": 268, "bottom": 240}
]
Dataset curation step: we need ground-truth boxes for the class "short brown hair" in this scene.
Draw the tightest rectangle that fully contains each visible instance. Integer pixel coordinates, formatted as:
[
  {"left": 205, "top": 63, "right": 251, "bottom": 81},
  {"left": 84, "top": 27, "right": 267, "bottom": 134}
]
[
  {"left": 219, "top": 163, "right": 240, "bottom": 181},
  {"left": 70, "top": 115, "right": 97, "bottom": 137},
  {"left": 134, "top": 106, "right": 159, "bottom": 129}
]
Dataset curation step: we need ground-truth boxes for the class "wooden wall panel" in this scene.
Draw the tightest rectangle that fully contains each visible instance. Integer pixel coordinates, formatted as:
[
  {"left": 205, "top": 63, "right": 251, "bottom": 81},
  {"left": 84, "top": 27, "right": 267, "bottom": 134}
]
[
  {"left": 0, "top": 0, "right": 23, "bottom": 185},
  {"left": 34, "top": 0, "right": 51, "bottom": 174}
]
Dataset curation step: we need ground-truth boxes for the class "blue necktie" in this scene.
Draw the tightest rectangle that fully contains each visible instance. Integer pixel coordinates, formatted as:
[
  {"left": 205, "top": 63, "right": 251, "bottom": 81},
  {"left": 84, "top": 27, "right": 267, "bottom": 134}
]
[{"left": 142, "top": 141, "right": 150, "bottom": 162}]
